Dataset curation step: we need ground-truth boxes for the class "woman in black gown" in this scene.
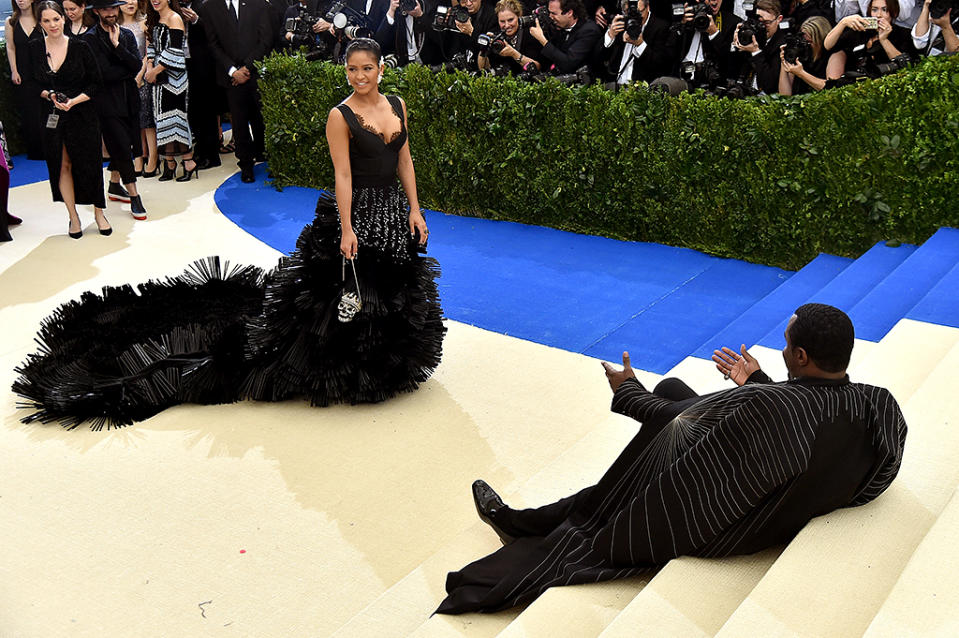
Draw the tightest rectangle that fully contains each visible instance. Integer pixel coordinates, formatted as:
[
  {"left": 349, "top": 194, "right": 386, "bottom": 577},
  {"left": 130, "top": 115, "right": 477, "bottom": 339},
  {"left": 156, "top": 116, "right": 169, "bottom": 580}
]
[
  {"left": 4, "top": 0, "right": 45, "bottom": 159},
  {"left": 30, "top": 1, "right": 112, "bottom": 238},
  {"left": 12, "top": 38, "right": 445, "bottom": 428}
]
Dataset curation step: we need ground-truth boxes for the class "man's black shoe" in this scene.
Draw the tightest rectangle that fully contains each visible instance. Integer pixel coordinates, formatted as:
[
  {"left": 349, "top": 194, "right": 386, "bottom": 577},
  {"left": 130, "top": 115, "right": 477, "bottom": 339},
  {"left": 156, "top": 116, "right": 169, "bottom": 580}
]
[
  {"left": 240, "top": 168, "right": 255, "bottom": 183},
  {"left": 108, "top": 182, "right": 131, "bottom": 203},
  {"left": 196, "top": 157, "right": 221, "bottom": 170},
  {"left": 472, "top": 479, "right": 515, "bottom": 545},
  {"left": 254, "top": 153, "right": 268, "bottom": 164}
]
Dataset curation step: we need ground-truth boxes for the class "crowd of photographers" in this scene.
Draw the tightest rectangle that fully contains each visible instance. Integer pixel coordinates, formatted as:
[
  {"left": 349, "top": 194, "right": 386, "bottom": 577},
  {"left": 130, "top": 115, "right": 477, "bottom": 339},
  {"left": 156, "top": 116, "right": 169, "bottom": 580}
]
[{"left": 282, "top": 0, "right": 958, "bottom": 95}]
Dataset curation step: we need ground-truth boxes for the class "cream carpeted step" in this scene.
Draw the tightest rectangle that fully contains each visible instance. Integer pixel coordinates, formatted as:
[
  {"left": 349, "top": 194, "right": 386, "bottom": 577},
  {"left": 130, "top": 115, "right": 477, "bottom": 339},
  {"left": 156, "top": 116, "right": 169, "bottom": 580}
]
[
  {"left": 596, "top": 549, "right": 782, "bottom": 638},
  {"left": 863, "top": 485, "right": 959, "bottom": 638},
  {"left": 493, "top": 576, "right": 654, "bottom": 638},
  {"left": 714, "top": 328, "right": 959, "bottom": 638},
  {"left": 334, "top": 405, "right": 651, "bottom": 638}
]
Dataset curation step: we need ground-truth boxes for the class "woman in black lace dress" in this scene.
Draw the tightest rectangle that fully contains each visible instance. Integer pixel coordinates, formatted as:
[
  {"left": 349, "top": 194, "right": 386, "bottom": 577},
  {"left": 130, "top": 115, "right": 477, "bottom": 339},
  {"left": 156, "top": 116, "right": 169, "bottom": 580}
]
[{"left": 13, "top": 37, "right": 445, "bottom": 428}]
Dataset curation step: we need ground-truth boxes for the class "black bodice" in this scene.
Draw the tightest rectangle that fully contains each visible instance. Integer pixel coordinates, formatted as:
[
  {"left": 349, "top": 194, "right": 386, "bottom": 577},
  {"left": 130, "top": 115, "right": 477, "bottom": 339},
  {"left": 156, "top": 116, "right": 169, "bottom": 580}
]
[{"left": 335, "top": 95, "right": 407, "bottom": 187}]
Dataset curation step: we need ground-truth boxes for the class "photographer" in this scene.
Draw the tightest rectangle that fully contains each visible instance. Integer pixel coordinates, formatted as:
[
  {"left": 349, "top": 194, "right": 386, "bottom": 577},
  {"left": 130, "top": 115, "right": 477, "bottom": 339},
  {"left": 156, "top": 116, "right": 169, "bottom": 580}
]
[
  {"left": 675, "top": 0, "right": 742, "bottom": 81},
  {"left": 374, "top": 0, "right": 430, "bottom": 64},
  {"left": 600, "top": 0, "right": 676, "bottom": 83},
  {"left": 824, "top": 0, "right": 916, "bottom": 78},
  {"left": 733, "top": 0, "right": 786, "bottom": 93},
  {"left": 449, "top": 0, "right": 499, "bottom": 56},
  {"left": 778, "top": 14, "right": 830, "bottom": 93},
  {"left": 283, "top": 0, "right": 335, "bottom": 55},
  {"left": 836, "top": 0, "right": 922, "bottom": 29},
  {"left": 528, "top": 0, "right": 603, "bottom": 72},
  {"left": 477, "top": 0, "right": 544, "bottom": 72},
  {"left": 911, "top": 0, "right": 958, "bottom": 54}
]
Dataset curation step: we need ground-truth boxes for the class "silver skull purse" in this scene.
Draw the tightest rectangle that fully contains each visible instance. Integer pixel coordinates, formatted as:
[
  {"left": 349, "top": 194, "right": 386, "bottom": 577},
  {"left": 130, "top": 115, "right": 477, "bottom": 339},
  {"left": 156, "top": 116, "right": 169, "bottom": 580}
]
[{"left": 337, "top": 257, "right": 363, "bottom": 322}]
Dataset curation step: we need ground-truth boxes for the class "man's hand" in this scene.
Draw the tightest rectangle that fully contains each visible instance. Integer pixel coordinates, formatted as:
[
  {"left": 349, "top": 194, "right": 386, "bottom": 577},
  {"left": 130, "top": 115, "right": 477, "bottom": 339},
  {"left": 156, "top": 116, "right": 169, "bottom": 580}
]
[
  {"left": 595, "top": 5, "right": 609, "bottom": 28},
  {"left": 602, "top": 351, "right": 636, "bottom": 393},
  {"left": 624, "top": 30, "right": 642, "bottom": 46},
  {"left": 456, "top": 16, "right": 474, "bottom": 35},
  {"left": 733, "top": 24, "right": 759, "bottom": 52},
  {"left": 182, "top": 6, "right": 199, "bottom": 22},
  {"left": 387, "top": 0, "right": 400, "bottom": 19},
  {"left": 108, "top": 23, "right": 120, "bottom": 47},
  {"left": 232, "top": 66, "right": 251, "bottom": 85},
  {"left": 530, "top": 17, "right": 546, "bottom": 44},
  {"left": 607, "top": 14, "right": 625, "bottom": 40},
  {"left": 712, "top": 344, "right": 761, "bottom": 386},
  {"left": 313, "top": 17, "right": 332, "bottom": 32},
  {"left": 408, "top": 1, "right": 424, "bottom": 17}
]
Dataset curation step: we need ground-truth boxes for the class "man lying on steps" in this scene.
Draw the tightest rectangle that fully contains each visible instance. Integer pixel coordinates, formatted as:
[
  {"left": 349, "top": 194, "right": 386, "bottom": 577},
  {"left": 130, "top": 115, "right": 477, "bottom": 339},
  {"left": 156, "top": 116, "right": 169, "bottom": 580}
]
[{"left": 437, "top": 303, "right": 907, "bottom": 614}]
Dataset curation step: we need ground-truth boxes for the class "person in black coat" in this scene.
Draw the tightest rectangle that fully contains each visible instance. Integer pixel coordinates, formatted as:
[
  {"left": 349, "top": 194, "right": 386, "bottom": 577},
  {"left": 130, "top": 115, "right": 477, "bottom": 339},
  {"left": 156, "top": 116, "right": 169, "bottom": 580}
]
[
  {"left": 733, "top": 0, "right": 786, "bottom": 92},
  {"left": 374, "top": 0, "right": 433, "bottom": 65},
  {"left": 477, "top": 0, "right": 544, "bottom": 73},
  {"left": 599, "top": 0, "right": 677, "bottom": 83},
  {"left": 182, "top": 0, "right": 225, "bottom": 168},
  {"left": 673, "top": 0, "right": 741, "bottom": 81},
  {"left": 199, "top": 0, "right": 274, "bottom": 182},
  {"left": 84, "top": 0, "right": 148, "bottom": 217},
  {"left": 528, "top": 0, "right": 603, "bottom": 73}
]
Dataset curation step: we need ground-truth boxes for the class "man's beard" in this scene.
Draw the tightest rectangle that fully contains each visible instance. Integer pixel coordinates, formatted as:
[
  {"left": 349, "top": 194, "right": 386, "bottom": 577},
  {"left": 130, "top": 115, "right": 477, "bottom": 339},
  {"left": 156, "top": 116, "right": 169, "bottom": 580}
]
[{"left": 100, "top": 13, "right": 118, "bottom": 26}]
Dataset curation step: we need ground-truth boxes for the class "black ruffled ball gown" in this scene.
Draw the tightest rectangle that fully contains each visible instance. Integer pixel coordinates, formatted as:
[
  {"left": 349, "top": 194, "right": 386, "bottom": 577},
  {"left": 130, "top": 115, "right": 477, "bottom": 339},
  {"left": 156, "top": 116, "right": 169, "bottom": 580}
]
[{"left": 12, "top": 95, "right": 446, "bottom": 429}]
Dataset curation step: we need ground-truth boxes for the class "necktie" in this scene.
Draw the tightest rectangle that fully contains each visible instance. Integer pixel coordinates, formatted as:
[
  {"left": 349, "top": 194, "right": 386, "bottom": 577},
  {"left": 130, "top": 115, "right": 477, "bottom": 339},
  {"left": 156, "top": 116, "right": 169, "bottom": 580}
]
[{"left": 228, "top": 0, "right": 238, "bottom": 24}]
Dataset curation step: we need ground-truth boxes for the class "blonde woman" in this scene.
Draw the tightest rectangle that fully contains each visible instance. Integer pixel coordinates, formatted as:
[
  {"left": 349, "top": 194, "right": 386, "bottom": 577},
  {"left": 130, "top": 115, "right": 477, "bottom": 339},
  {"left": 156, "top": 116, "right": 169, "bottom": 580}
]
[{"left": 778, "top": 15, "right": 832, "bottom": 94}]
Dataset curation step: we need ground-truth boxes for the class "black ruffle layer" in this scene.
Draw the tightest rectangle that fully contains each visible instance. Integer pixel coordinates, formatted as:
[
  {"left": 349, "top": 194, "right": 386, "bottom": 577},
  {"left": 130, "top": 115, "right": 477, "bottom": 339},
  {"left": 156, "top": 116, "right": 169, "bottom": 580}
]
[{"left": 12, "top": 192, "right": 446, "bottom": 429}]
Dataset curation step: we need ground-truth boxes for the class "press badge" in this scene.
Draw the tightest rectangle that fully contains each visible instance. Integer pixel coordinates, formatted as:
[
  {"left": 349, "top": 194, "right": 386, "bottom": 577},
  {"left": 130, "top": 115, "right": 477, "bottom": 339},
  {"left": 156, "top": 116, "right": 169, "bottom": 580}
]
[{"left": 46, "top": 113, "right": 60, "bottom": 129}]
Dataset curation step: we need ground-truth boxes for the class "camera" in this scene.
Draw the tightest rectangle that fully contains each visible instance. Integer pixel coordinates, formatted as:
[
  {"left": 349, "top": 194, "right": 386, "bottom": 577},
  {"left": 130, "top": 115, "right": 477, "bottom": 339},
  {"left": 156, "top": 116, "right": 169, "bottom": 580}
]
[
  {"left": 329, "top": 6, "right": 374, "bottom": 38},
  {"left": 930, "top": 0, "right": 959, "bottom": 19},
  {"left": 680, "top": 58, "right": 720, "bottom": 87},
  {"left": 399, "top": 0, "right": 418, "bottom": 13},
  {"left": 624, "top": 0, "right": 643, "bottom": 39},
  {"left": 531, "top": 3, "right": 558, "bottom": 37},
  {"left": 687, "top": 0, "right": 713, "bottom": 31},
  {"left": 52, "top": 91, "right": 69, "bottom": 103},
  {"left": 737, "top": 15, "right": 766, "bottom": 47},
  {"left": 517, "top": 14, "right": 535, "bottom": 28},
  {"left": 477, "top": 30, "right": 508, "bottom": 54},
  {"left": 873, "top": 52, "right": 913, "bottom": 76},
  {"left": 782, "top": 32, "right": 811, "bottom": 65},
  {"left": 285, "top": 9, "right": 322, "bottom": 47},
  {"left": 433, "top": 4, "right": 470, "bottom": 30}
]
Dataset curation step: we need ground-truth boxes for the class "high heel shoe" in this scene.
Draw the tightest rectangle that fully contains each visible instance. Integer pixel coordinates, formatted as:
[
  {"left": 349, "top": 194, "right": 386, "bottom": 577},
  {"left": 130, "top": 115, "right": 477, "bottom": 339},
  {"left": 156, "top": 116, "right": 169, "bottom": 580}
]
[
  {"left": 141, "top": 165, "right": 160, "bottom": 178},
  {"left": 68, "top": 224, "right": 83, "bottom": 239},
  {"left": 158, "top": 160, "right": 177, "bottom": 182},
  {"left": 176, "top": 160, "right": 199, "bottom": 182}
]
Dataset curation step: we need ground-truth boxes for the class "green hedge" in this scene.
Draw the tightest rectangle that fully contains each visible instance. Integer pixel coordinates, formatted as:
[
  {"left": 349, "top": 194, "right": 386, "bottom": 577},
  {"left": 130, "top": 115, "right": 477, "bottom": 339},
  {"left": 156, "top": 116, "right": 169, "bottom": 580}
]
[{"left": 259, "top": 53, "right": 959, "bottom": 269}]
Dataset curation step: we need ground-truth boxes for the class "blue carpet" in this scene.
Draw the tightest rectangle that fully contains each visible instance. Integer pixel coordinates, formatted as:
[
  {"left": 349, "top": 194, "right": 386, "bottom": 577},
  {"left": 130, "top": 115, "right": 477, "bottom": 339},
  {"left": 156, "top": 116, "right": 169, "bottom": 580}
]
[
  {"left": 217, "top": 168, "right": 793, "bottom": 373},
  {"left": 8, "top": 156, "right": 49, "bottom": 188},
  {"left": 757, "top": 241, "right": 917, "bottom": 349}
]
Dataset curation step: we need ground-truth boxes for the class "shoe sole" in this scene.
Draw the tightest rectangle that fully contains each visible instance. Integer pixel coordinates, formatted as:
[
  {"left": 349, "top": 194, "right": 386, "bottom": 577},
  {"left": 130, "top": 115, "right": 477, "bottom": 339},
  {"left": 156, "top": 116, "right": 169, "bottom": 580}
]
[
  {"left": 109, "top": 195, "right": 131, "bottom": 203},
  {"left": 131, "top": 214, "right": 147, "bottom": 220}
]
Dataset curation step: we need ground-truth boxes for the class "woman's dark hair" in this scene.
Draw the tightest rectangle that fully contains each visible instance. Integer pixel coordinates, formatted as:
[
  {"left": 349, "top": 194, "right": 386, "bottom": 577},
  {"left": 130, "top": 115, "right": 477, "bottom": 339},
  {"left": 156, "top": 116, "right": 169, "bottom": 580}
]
[
  {"left": 35, "top": 0, "right": 64, "bottom": 21},
  {"left": 867, "top": 0, "right": 899, "bottom": 20},
  {"left": 787, "top": 303, "right": 855, "bottom": 373},
  {"left": 146, "top": 0, "right": 184, "bottom": 43},
  {"left": 63, "top": 0, "right": 96, "bottom": 28},
  {"left": 345, "top": 37, "right": 382, "bottom": 64},
  {"left": 11, "top": 0, "right": 38, "bottom": 23}
]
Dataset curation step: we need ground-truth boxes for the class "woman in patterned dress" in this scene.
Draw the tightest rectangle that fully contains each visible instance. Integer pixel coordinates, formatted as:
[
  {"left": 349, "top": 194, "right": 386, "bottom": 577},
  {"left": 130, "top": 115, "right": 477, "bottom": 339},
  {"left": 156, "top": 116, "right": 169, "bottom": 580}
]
[
  {"left": 144, "top": 0, "right": 196, "bottom": 181},
  {"left": 119, "top": 0, "right": 158, "bottom": 176}
]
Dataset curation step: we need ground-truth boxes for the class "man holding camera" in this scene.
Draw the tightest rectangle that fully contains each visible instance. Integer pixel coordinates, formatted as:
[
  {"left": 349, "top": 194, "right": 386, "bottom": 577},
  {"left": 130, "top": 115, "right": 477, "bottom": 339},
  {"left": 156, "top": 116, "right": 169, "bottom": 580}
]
[
  {"left": 911, "top": 0, "right": 959, "bottom": 54},
  {"left": 675, "top": 0, "right": 741, "bottom": 81},
  {"left": 283, "top": 0, "right": 335, "bottom": 55},
  {"left": 733, "top": 0, "right": 785, "bottom": 93},
  {"left": 529, "top": 0, "right": 603, "bottom": 72},
  {"left": 600, "top": 0, "right": 676, "bottom": 83},
  {"left": 450, "top": 0, "right": 499, "bottom": 56},
  {"left": 375, "top": 0, "right": 431, "bottom": 65}
]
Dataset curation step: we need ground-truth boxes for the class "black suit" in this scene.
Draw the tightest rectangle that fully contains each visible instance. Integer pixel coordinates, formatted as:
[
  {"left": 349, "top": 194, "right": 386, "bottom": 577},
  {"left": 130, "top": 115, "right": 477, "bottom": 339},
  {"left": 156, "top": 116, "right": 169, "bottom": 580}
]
[
  {"left": 674, "top": 9, "right": 741, "bottom": 80},
  {"left": 84, "top": 23, "right": 142, "bottom": 184},
  {"left": 200, "top": 0, "right": 274, "bottom": 168},
  {"left": 188, "top": 1, "right": 227, "bottom": 165},
  {"left": 742, "top": 28, "right": 786, "bottom": 94},
  {"left": 540, "top": 18, "right": 603, "bottom": 73},
  {"left": 601, "top": 13, "right": 676, "bottom": 83},
  {"left": 374, "top": 3, "right": 431, "bottom": 65}
]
